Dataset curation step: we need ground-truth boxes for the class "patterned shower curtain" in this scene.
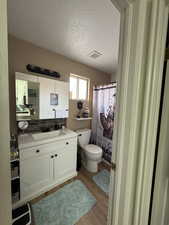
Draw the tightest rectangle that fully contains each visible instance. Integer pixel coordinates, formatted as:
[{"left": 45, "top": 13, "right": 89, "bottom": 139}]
[{"left": 91, "top": 83, "right": 117, "bottom": 163}]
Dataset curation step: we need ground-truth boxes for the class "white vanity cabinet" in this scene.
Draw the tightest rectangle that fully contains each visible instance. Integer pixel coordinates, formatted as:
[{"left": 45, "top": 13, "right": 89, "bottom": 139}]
[{"left": 19, "top": 136, "right": 77, "bottom": 203}]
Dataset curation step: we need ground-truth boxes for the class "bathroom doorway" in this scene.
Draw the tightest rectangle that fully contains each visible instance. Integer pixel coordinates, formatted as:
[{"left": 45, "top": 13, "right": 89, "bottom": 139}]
[
  {"left": 7, "top": 0, "right": 121, "bottom": 225},
  {"left": 2, "top": 0, "right": 160, "bottom": 225}
]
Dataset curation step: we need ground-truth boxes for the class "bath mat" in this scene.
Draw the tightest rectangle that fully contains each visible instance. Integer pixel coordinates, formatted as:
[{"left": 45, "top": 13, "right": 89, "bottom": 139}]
[
  {"left": 32, "top": 180, "right": 96, "bottom": 225},
  {"left": 92, "top": 169, "right": 110, "bottom": 194}
]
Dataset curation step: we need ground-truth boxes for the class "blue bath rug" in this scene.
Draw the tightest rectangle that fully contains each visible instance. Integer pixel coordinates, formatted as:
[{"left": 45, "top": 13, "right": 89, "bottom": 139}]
[
  {"left": 32, "top": 180, "right": 96, "bottom": 225},
  {"left": 92, "top": 169, "right": 110, "bottom": 194}
]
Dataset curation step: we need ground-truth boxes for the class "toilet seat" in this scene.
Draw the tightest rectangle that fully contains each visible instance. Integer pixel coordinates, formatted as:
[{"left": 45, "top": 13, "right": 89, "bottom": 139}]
[{"left": 84, "top": 144, "right": 102, "bottom": 154}]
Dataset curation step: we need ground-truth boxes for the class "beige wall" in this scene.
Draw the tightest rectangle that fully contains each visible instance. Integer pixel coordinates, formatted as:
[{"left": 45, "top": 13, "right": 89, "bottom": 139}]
[
  {"left": 8, "top": 35, "right": 111, "bottom": 132},
  {"left": 111, "top": 72, "right": 117, "bottom": 82}
]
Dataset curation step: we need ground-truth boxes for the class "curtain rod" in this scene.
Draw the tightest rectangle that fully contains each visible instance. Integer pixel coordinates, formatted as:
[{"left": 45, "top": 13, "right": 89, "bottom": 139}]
[{"left": 94, "top": 81, "right": 117, "bottom": 88}]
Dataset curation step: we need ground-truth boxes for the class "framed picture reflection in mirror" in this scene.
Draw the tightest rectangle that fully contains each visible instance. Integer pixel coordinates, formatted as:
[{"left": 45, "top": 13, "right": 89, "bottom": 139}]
[{"left": 50, "top": 93, "right": 58, "bottom": 105}]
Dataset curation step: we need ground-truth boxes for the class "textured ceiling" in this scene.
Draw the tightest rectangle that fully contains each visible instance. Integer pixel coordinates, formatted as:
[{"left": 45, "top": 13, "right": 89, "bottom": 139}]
[{"left": 7, "top": 0, "right": 120, "bottom": 74}]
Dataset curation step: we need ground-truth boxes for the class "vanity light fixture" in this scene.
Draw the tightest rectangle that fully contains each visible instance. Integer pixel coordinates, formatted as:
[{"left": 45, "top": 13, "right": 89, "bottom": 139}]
[{"left": 26, "top": 64, "right": 61, "bottom": 78}]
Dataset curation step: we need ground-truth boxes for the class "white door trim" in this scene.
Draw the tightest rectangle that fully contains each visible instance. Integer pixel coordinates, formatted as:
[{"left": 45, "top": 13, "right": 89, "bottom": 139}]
[
  {"left": 108, "top": 2, "right": 134, "bottom": 225},
  {"left": 0, "top": 0, "right": 12, "bottom": 224},
  {"left": 134, "top": 1, "right": 169, "bottom": 225},
  {"left": 108, "top": 0, "right": 169, "bottom": 225}
]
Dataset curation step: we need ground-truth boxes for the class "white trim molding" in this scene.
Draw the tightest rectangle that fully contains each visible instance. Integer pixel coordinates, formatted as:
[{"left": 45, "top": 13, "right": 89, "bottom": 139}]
[
  {"left": 0, "top": 0, "right": 12, "bottom": 224},
  {"left": 108, "top": 2, "right": 134, "bottom": 225},
  {"left": 134, "top": 1, "right": 169, "bottom": 225},
  {"left": 150, "top": 60, "right": 169, "bottom": 224},
  {"left": 108, "top": 0, "right": 169, "bottom": 225}
]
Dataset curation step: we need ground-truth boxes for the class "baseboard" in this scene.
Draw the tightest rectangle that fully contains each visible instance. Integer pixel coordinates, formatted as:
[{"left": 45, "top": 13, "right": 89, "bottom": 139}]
[{"left": 13, "top": 171, "right": 77, "bottom": 209}]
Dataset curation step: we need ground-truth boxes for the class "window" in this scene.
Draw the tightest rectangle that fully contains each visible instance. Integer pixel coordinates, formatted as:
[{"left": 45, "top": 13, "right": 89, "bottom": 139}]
[{"left": 69, "top": 74, "right": 89, "bottom": 100}]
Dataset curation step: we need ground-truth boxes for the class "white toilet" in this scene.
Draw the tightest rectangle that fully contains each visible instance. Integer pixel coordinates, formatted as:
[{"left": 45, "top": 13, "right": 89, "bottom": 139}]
[{"left": 76, "top": 128, "right": 103, "bottom": 173}]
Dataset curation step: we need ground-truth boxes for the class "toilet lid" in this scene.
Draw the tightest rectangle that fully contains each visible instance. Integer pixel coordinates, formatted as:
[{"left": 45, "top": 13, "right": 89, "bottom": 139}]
[{"left": 84, "top": 144, "right": 102, "bottom": 154}]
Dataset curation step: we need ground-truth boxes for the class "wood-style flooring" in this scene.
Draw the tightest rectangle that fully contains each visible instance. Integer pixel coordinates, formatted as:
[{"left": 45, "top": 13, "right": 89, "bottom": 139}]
[{"left": 31, "top": 162, "right": 110, "bottom": 225}]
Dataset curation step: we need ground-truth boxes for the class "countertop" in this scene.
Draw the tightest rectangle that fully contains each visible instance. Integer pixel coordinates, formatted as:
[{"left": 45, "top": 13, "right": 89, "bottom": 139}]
[{"left": 18, "top": 129, "right": 78, "bottom": 149}]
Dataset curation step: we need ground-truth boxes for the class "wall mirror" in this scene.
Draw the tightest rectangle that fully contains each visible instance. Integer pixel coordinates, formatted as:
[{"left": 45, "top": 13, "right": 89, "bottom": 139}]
[{"left": 15, "top": 72, "right": 69, "bottom": 120}]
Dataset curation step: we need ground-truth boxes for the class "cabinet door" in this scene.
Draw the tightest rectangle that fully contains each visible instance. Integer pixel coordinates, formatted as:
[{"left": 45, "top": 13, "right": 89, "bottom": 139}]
[
  {"left": 39, "top": 77, "right": 55, "bottom": 119},
  {"left": 53, "top": 146, "right": 77, "bottom": 181},
  {"left": 20, "top": 153, "right": 53, "bottom": 199},
  {"left": 54, "top": 80, "right": 69, "bottom": 118}
]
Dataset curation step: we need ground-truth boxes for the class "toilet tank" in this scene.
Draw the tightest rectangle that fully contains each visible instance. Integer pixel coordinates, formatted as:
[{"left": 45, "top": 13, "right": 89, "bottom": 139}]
[{"left": 76, "top": 129, "right": 91, "bottom": 147}]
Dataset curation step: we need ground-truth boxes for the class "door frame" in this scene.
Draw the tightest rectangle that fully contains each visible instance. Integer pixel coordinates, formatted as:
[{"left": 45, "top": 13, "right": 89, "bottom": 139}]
[
  {"left": 0, "top": 0, "right": 12, "bottom": 224},
  {"left": 133, "top": 1, "right": 169, "bottom": 225},
  {"left": 108, "top": 0, "right": 169, "bottom": 225},
  {"left": 1, "top": 0, "right": 169, "bottom": 225},
  {"left": 149, "top": 59, "right": 169, "bottom": 225}
]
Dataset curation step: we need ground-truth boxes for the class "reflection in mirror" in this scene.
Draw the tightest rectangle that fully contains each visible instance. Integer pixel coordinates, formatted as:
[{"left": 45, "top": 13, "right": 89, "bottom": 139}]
[
  {"left": 16, "top": 79, "right": 39, "bottom": 120},
  {"left": 15, "top": 72, "right": 69, "bottom": 121}
]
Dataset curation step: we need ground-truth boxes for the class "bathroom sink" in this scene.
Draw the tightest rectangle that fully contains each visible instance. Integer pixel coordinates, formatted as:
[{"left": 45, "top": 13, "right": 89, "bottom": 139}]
[
  {"left": 18, "top": 129, "right": 77, "bottom": 149},
  {"left": 32, "top": 130, "right": 66, "bottom": 141}
]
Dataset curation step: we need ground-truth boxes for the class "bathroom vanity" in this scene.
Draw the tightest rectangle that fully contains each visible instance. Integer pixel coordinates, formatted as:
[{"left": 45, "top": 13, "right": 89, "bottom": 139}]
[
  {"left": 18, "top": 129, "right": 77, "bottom": 204},
  {"left": 12, "top": 71, "right": 78, "bottom": 207}
]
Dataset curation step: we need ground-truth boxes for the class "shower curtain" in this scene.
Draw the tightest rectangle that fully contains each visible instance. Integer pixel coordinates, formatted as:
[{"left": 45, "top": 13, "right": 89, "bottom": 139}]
[{"left": 91, "top": 83, "right": 117, "bottom": 163}]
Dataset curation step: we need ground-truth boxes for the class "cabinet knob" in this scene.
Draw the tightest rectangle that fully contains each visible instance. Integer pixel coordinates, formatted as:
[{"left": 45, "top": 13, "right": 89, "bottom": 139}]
[
  {"left": 51, "top": 155, "right": 54, "bottom": 158},
  {"left": 66, "top": 142, "right": 69, "bottom": 145},
  {"left": 36, "top": 150, "right": 40, "bottom": 153},
  {"left": 55, "top": 154, "right": 58, "bottom": 157}
]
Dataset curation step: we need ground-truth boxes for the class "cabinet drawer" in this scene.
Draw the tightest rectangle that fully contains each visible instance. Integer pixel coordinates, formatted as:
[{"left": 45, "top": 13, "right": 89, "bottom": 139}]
[
  {"left": 56, "top": 138, "right": 77, "bottom": 152},
  {"left": 20, "top": 137, "right": 77, "bottom": 160},
  {"left": 20, "top": 145, "right": 52, "bottom": 160}
]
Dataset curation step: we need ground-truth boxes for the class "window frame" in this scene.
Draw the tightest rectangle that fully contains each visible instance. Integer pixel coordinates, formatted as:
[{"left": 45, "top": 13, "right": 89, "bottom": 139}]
[{"left": 69, "top": 74, "right": 90, "bottom": 101}]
